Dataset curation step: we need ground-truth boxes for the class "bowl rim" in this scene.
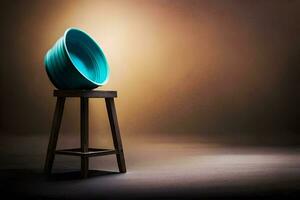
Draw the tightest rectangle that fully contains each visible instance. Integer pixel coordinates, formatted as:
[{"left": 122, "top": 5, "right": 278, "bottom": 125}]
[{"left": 63, "top": 27, "right": 110, "bottom": 86}]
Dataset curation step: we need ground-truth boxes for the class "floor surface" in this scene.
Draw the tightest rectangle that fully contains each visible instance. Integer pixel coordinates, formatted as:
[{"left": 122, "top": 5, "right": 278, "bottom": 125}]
[{"left": 0, "top": 134, "right": 300, "bottom": 199}]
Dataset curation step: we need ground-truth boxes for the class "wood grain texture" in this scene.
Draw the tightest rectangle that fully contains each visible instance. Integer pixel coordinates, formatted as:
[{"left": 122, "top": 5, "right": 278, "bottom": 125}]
[
  {"left": 105, "top": 98, "right": 127, "bottom": 173},
  {"left": 55, "top": 148, "right": 116, "bottom": 157},
  {"left": 54, "top": 90, "right": 117, "bottom": 98},
  {"left": 44, "top": 97, "right": 65, "bottom": 175},
  {"left": 44, "top": 90, "right": 126, "bottom": 178},
  {"left": 80, "top": 97, "right": 89, "bottom": 178}
]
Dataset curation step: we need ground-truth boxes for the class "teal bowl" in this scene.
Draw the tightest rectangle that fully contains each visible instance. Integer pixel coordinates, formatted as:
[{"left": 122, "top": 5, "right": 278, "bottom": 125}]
[{"left": 44, "top": 28, "right": 110, "bottom": 89}]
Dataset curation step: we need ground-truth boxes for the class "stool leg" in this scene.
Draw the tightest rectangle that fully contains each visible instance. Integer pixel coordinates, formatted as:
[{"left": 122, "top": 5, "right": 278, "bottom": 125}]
[
  {"left": 44, "top": 97, "right": 65, "bottom": 175},
  {"left": 105, "top": 98, "right": 126, "bottom": 173},
  {"left": 81, "top": 97, "right": 89, "bottom": 178}
]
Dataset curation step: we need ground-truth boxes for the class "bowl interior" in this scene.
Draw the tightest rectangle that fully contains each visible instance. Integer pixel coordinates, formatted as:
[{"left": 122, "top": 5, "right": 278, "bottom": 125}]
[{"left": 65, "top": 29, "right": 109, "bottom": 85}]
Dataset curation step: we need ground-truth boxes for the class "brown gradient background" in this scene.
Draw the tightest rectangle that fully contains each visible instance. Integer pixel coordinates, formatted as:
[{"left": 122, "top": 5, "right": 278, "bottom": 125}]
[{"left": 0, "top": 0, "right": 299, "bottom": 145}]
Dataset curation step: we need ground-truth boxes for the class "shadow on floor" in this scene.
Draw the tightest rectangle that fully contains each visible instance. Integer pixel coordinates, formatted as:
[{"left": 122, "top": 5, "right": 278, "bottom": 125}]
[
  {"left": 0, "top": 168, "right": 120, "bottom": 181},
  {"left": 1, "top": 168, "right": 300, "bottom": 199},
  {"left": 49, "top": 169, "right": 120, "bottom": 181},
  {"left": 0, "top": 168, "right": 123, "bottom": 199}
]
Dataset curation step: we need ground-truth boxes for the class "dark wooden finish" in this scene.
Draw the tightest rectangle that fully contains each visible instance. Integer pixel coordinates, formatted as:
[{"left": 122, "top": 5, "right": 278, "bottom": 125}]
[
  {"left": 80, "top": 97, "right": 89, "bottom": 178},
  {"left": 54, "top": 90, "right": 117, "bottom": 98},
  {"left": 44, "top": 90, "right": 126, "bottom": 178},
  {"left": 55, "top": 148, "right": 116, "bottom": 157},
  {"left": 105, "top": 98, "right": 127, "bottom": 173},
  {"left": 44, "top": 97, "right": 65, "bottom": 175}
]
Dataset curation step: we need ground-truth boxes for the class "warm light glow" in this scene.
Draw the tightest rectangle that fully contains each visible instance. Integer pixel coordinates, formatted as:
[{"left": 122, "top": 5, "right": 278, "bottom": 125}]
[{"left": 2, "top": 0, "right": 296, "bottom": 141}]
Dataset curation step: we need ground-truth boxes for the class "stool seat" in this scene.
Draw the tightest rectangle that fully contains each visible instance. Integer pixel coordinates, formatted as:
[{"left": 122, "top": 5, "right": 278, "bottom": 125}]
[
  {"left": 44, "top": 90, "right": 126, "bottom": 178},
  {"left": 54, "top": 90, "right": 117, "bottom": 98}
]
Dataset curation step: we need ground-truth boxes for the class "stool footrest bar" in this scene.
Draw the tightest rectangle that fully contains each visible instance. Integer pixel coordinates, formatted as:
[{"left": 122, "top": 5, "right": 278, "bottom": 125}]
[{"left": 55, "top": 148, "right": 117, "bottom": 157}]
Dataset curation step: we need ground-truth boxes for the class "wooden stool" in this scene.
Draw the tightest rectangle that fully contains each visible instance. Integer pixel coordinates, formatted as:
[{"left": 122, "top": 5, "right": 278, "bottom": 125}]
[{"left": 44, "top": 90, "right": 126, "bottom": 178}]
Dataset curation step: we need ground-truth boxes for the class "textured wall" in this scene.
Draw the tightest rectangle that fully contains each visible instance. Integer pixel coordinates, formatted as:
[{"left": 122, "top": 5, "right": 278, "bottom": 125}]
[{"left": 0, "top": 0, "right": 299, "bottom": 144}]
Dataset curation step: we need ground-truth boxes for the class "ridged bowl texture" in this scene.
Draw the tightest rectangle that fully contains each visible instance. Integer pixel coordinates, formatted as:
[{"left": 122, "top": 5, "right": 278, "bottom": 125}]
[{"left": 44, "top": 28, "right": 110, "bottom": 89}]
